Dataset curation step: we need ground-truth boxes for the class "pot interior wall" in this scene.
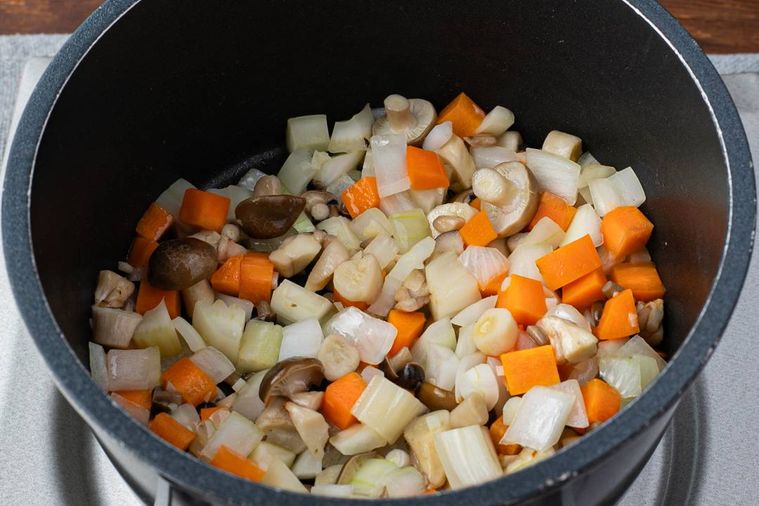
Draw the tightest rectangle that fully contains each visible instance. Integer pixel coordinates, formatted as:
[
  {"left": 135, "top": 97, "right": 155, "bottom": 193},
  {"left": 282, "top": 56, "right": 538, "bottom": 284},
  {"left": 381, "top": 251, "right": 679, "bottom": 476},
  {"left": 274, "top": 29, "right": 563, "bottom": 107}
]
[{"left": 29, "top": 0, "right": 726, "bottom": 365}]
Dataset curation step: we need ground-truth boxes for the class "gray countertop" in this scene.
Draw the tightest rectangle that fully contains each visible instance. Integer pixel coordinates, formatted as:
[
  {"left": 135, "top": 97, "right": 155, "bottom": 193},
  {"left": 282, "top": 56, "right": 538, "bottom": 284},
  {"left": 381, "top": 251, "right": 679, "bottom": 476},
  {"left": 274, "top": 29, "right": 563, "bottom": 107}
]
[{"left": 0, "top": 34, "right": 757, "bottom": 505}]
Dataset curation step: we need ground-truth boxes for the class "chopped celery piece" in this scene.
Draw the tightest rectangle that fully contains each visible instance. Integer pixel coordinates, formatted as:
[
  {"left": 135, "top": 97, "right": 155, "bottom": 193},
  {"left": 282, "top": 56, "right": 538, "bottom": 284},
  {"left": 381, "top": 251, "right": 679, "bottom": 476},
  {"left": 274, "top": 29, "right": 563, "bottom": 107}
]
[
  {"left": 390, "top": 208, "right": 431, "bottom": 254},
  {"left": 292, "top": 211, "right": 316, "bottom": 233},
  {"left": 262, "top": 458, "right": 308, "bottom": 493},
  {"left": 328, "top": 104, "right": 373, "bottom": 153},
  {"left": 192, "top": 299, "right": 246, "bottom": 363},
  {"left": 250, "top": 441, "right": 296, "bottom": 470},
  {"left": 271, "top": 280, "right": 333, "bottom": 324},
  {"left": 237, "top": 320, "right": 283, "bottom": 373},
  {"left": 132, "top": 300, "right": 181, "bottom": 356},
  {"left": 317, "top": 216, "right": 361, "bottom": 253},
  {"left": 286, "top": 114, "right": 329, "bottom": 152},
  {"left": 201, "top": 411, "right": 263, "bottom": 460},
  {"left": 278, "top": 148, "right": 317, "bottom": 194},
  {"left": 350, "top": 458, "right": 398, "bottom": 498},
  {"left": 425, "top": 251, "right": 481, "bottom": 321},
  {"left": 315, "top": 151, "right": 364, "bottom": 187},
  {"left": 329, "top": 423, "right": 386, "bottom": 456},
  {"left": 433, "top": 425, "right": 501, "bottom": 489}
]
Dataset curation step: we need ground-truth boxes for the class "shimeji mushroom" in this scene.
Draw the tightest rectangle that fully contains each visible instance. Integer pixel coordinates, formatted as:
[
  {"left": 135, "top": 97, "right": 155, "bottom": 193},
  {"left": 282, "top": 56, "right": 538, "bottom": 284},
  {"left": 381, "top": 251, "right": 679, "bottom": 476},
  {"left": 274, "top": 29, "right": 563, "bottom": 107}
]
[
  {"left": 479, "top": 161, "right": 539, "bottom": 237},
  {"left": 258, "top": 357, "right": 325, "bottom": 404},
  {"left": 372, "top": 94, "right": 437, "bottom": 146}
]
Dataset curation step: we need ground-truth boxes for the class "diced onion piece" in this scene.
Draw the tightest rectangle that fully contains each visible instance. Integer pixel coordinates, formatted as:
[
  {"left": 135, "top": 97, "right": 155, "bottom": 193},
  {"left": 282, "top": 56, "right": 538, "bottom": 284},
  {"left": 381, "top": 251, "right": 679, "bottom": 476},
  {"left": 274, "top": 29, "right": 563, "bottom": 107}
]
[
  {"left": 311, "top": 484, "right": 354, "bottom": 497},
  {"left": 550, "top": 379, "right": 589, "bottom": 428},
  {"left": 521, "top": 217, "right": 565, "bottom": 249},
  {"left": 173, "top": 316, "right": 206, "bottom": 351},
  {"left": 454, "top": 325, "right": 479, "bottom": 358},
  {"left": 542, "top": 130, "right": 582, "bottom": 161},
  {"left": 91, "top": 306, "right": 142, "bottom": 349},
  {"left": 525, "top": 148, "right": 581, "bottom": 205},
  {"left": 409, "top": 188, "right": 445, "bottom": 214},
  {"left": 201, "top": 411, "right": 263, "bottom": 460},
  {"left": 361, "top": 365, "right": 384, "bottom": 384},
  {"left": 317, "top": 216, "right": 362, "bottom": 253},
  {"left": 497, "top": 131, "right": 522, "bottom": 152},
  {"left": 454, "top": 353, "right": 486, "bottom": 398},
  {"left": 451, "top": 296, "right": 498, "bottom": 327},
  {"left": 192, "top": 299, "right": 245, "bottom": 363},
  {"left": 502, "top": 396, "right": 522, "bottom": 425},
  {"left": 350, "top": 458, "right": 399, "bottom": 498},
  {"left": 505, "top": 447, "right": 555, "bottom": 474},
  {"left": 368, "top": 237, "right": 435, "bottom": 317},
  {"left": 314, "top": 151, "right": 364, "bottom": 187},
  {"left": 577, "top": 152, "right": 600, "bottom": 168},
  {"left": 458, "top": 246, "right": 509, "bottom": 288},
  {"left": 617, "top": 335, "right": 667, "bottom": 371},
  {"left": 106, "top": 347, "right": 161, "bottom": 391},
  {"left": 171, "top": 403, "right": 200, "bottom": 430},
  {"left": 609, "top": 167, "right": 646, "bottom": 208},
  {"left": 634, "top": 354, "right": 660, "bottom": 391},
  {"left": 280, "top": 319, "right": 324, "bottom": 360},
  {"left": 597, "top": 338, "right": 629, "bottom": 358},
  {"left": 231, "top": 370, "right": 267, "bottom": 420},
  {"left": 390, "top": 208, "right": 432, "bottom": 253},
  {"left": 188, "top": 346, "right": 235, "bottom": 384},
  {"left": 287, "top": 114, "right": 329, "bottom": 152},
  {"left": 425, "top": 251, "right": 482, "bottom": 321},
  {"left": 502, "top": 386, "right": 573, "bottom": 451},
  {"left": 433, "top": 425, "right": 502, "bottom": 489},
  {"left": 371, "top": 133, "right": 410, "bottom": 198},
  {"left": 328, "top": 104, "right": 373, "bottom": 153},
  {"left": 475, "top": 106, "right": 515, "bottom": 137},
  {"left": 155, "top": 178, "right": 196, "bottom": 219},
  {"left": 133, "top": 299, "right": 181, "bottom": 356},
  {"left": 349, "top": 208, "right": 393, "bottom": 242},
  {"left": 471, "top": 146, "right": 517, "bottom": 169},
  {"left": 588, "top": 177, "right": 623, "bottom": 217},
  {"left": 251, "top": 441, "right": 297, "bottom": 470},
  {"left": 238, "top": 320, "right": 283, "bottom": 373},
  {"left": 329, "top": 423, "right": 386, "bottom": 455},
  {"left": 292, "top": 450, "right": 323, "bottom": 479},
  {"left": 561, "top": 204, "right": 602, "bottom": 247},
  {"left": 215, "top": 293, "right": 254, "bottom": 321},
  {"left": 285, "top": 402, "right": 330, "bottom": 459},
  {"left": 412, "top": 318, "right": 457, "bottom": 367},
  {"left": 422, "top": 121, "right": 454, "bottom": 151},
  {"left": 351, "top": 376, "right": 427, "bottom": 443},
  {"left": 385, "top": 449, "right": 410, "bottom": 468},
  {"left": 88, "top": 342, "right": 109, "bottom": 391},
  {"left": 270, "top": 279, "right": 333, "bottom": 324},
  {"left": 579, "top": 163, "right": 615, "bottom": 188},
  {"left": 455, "top": 363, "right": 500, "bottom": 410},
  {"left": 364, "top": 234, "right": 398, "bottom": 270},
  {"left": 568, "top": 357, "right": 599, "bottom": 385},
  {"left": 508, "top": 243, "right": 552, "bottom": 283},
  {"left": 361, "top": 150, "right": 375, "bottom": 178},
  {"left": 600, "top": 356, "right": 644, "bottom": 398},
  {"left": 424, "top": 345, "right": 460, "bottom": 391},
  {"left": 208, "top": 185, "right": 252, "bottom": 222},
  {"left": 262, "top": 458, "right": 309, "bottom": 493},
  {"left": 506, "top": 232, "right": 527, "bottom": 252},
  {"left": 111, "top": 392, "right": 150, "bottom": 425},
  {"left": 278, "top": 148, "right": 317, "bottom": 194},
  {"left": 385, "top": 466, "right": 426, "bottom": 498},
  {"left": 379, "top": 190, "right": 417, "bottom": 216},
  {"left": 324, "top": 307, "right": 396, "bottom": 365}
]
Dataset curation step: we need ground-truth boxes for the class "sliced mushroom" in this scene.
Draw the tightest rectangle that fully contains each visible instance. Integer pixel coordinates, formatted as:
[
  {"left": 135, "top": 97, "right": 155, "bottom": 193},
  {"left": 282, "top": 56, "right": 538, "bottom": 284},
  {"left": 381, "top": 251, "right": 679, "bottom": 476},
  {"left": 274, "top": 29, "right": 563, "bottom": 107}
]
[
  {"left": 394, "top": 269, "right": 430, "bottom": 312},
  {"left": 637, "top": 299, "right": 664, "bottom": 347},
  {"left": 148, "top": 238, "right": 218, "bottom": 290},
  {"left": 416, "top": 383, "right": 458, "bottom": 411},
  {"left": 285, "top": 402, "right": 330, "bottom": 459},
  {"left": 269, "top": 233, "right": 322, "bottom": 278},
  {"left": 332, "top": 251, "right": 382, "bottom": 303},
  {"left": 436, "top": 135, "right": 476, "bottom": 191},
  {"left": 536, "top": 315, "right": 598, "bottom": 364},
  {"left": 302, "top": 191, "right": 337, "bottom": 213},
  {"left": 305, "top": 237, "right": 350, "bottom": 292},
  {"left": 259, "top": 358, "right": 325, "bottom": 404},
  {"left": 94, "top": 270, "right": 135, "bottom": 308},
  {"left": 481, "top": 161, "right": 539, "bottom": 237},
  {"left": 372, "top": 95, "right": 436, "bottom": 145},
  {"left": 317, "top": 334, "right": 360, "bottom": 382},
  {"left": 472, "top": 167, "right": 517, "bottom": 207},
  {"left": 256, "top": 397, "right": 295, "bottom": 431},
  {"left": 426, "top": 203, "right": 478, "bottom": 239},
  {"left": 432, "top": 231, "right": 464, "bottom": 259},
  {"left": 236, "top": 195, "right": 306, "bottom": 239}
]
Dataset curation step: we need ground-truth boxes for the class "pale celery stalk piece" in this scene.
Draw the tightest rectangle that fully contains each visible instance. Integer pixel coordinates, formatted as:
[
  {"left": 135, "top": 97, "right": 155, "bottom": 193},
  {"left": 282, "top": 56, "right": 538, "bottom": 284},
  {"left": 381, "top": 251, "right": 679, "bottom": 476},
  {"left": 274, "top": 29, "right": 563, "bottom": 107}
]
[
  {"left": 351, "top": 376, "right": 427, "bottom": 444},
  {"left": 237, "top": 319, "right": 284, "bottom": 373},
  {"left": 278, "top": 148, "right": 317, "bottom": 194},
  {"left": 350, "top": 458, "right": 399, "bottom": 498},
  {"left": 132, "top": 299, "right": 182, "bottom": 356},
  {"left": 200, "top": 411, "right": 263, "bottom": 460},
  {"left": 349, "top": 207, "right": 393, "bottom": 242},
  {"left": 329, "top": 423, "right": 386, "bottom": 456},
  {"left": 286, "top": 114, "right": 329, "bottom": 152},
  {"left": 270, "top": 279, "right": 333, "bottom": 324},
  {"left": 390, "top": 208, "right": 432, "bottom": 254},
  {"left": 292, "top": 450, "right": 324, "bottom": 479},
  {"left": 192, "top": 299, "right": 246, "bottom": 364},
  {"left": 250, "top": 441, "right": 296, "bottom": 470},
  {"left": 262, "top": 458, "right": 309, "bottom": 493},
  {"left": 317, "top": 216, "right": 362, "bottom": 253},
  {"left": 433, "top": 425, "right": 502, "bottom": 489}
]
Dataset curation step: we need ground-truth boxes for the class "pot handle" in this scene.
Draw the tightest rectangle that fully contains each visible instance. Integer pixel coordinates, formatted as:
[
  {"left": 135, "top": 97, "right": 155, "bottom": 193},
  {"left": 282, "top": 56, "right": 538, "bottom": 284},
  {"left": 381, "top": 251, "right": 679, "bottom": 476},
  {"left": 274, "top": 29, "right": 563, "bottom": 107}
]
[{"left": 154, "top": 476, "right": 173, "bottom": 506}]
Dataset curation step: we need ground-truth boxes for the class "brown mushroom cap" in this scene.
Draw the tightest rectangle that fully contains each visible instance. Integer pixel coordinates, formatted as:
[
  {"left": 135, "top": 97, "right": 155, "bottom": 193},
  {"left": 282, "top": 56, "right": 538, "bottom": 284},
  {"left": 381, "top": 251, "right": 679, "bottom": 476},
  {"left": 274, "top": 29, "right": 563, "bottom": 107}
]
[
  {"left": 482, "top": 161, "right": 539, "bottom": 237},
  {"left": 416, "top": 382, "right": 458, "bottom": 411},
  {"left": 148, "top": 238, "right": 218, "bottom": 290},
  {"left": 236, "top": 195, "right": 306, "bottom": 239},
  {"left": 372, "top": 95, "right": 437, "bottom": 146},
  {"left": 258, "top": 357, "right": 325, "bottom": 404}
]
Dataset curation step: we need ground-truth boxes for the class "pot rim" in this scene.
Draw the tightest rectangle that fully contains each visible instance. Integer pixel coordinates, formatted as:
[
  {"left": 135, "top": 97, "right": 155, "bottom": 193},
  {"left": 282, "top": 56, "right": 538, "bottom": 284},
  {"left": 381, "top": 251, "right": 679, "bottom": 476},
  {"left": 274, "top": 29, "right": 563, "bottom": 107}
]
[{"left": 2, "top": 0, "right": 755, "bottom": 503}]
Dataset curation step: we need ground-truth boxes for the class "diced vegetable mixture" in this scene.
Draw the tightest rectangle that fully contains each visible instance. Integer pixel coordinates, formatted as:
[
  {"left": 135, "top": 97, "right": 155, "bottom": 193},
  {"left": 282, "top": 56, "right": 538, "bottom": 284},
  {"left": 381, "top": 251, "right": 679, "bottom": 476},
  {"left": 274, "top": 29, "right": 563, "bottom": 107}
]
[{"left": 89, "top": 92, "right": 667, "bottom": 497}]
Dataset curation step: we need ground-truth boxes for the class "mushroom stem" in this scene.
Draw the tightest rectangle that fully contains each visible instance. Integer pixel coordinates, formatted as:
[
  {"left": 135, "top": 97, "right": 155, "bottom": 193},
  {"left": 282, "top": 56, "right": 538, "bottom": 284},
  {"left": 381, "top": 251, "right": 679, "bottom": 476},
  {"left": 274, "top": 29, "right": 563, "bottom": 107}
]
[
  {"left": 384, "top": 95, "right": 416, "bottom": 131},
  {"left": 472, "top": 167, "right": 520, "bottom": 207}
]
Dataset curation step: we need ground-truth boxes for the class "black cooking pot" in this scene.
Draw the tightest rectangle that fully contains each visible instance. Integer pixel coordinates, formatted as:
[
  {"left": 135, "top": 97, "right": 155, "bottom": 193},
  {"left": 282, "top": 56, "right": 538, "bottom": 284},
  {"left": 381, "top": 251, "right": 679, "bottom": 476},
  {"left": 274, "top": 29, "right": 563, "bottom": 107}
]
[{"left": 3, "top": 0, "right": 755, "bottom": 504}]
